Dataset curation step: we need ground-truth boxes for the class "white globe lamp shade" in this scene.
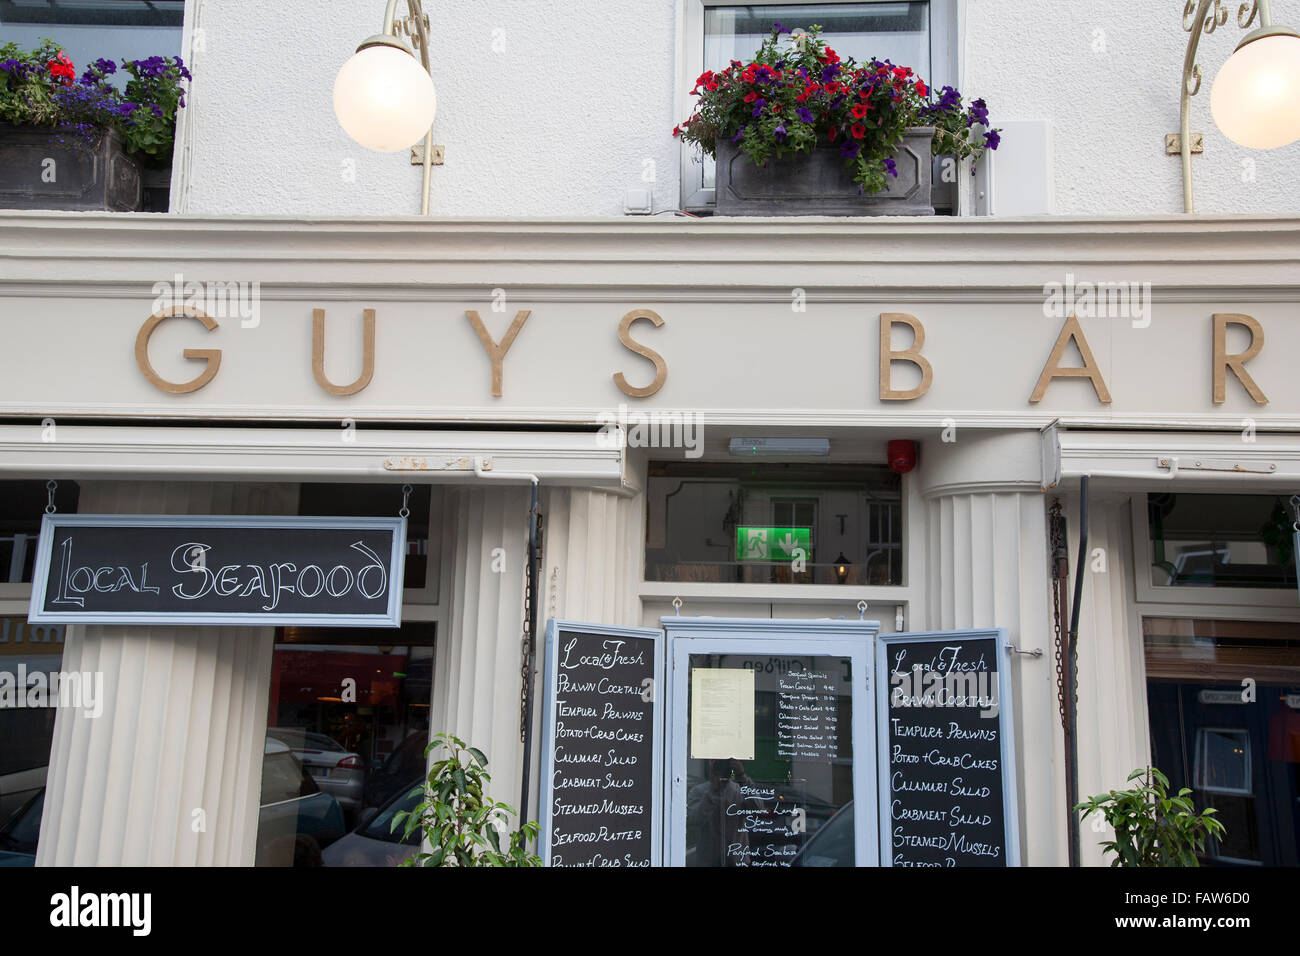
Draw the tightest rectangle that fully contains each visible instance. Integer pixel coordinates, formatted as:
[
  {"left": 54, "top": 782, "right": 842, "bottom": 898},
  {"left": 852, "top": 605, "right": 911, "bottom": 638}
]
[
  {"left": 333, "top": 42, "right": 437, "bottom": 152},
  {"left": 1210, "top": 31, "right": 1300, "bottom": 150}
]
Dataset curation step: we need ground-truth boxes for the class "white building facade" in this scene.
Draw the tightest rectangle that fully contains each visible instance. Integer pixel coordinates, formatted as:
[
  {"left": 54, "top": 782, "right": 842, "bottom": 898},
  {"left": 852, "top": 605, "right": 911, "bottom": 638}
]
[{"left": 1, "top": 0, "right": 1298, "bottom": 868}]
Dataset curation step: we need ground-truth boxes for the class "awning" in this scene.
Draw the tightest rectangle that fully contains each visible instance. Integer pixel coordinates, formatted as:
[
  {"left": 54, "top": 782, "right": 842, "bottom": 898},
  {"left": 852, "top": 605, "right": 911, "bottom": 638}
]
[
  {"left": 0, "top": 424, "right": 625, "bottom": 486},
  {"left": 1042, "top": 424, "right": 1300, "bottom": 491}
]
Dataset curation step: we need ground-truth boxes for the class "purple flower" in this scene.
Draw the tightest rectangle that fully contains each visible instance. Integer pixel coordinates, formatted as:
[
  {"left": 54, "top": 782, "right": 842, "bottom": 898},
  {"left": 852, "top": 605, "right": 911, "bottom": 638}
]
[
  {"left": 774, "top": 123, "right": 787, "bottom": 143},
  {"left": 796, "top": 106, "right": 814, "bottom": 123},
  {"left": 115, "top": 101, "right": 139, "bottom": 119},
  {"left": 968, "top": 97, "right": 990, "bottom": 128},
  {"left": 884, "top": 158, "right": 898, "bottom": 177},
  {"left": 751, "top": 65, "right": 775, "bottom": 83},
  {"left": 174, "top": 56, "right": 192, "bottom": 81},
  {"left": 751, "top": 98, "right": 766, "bottom": 117},
  {"left": 150, "top": 104, "right": 163, "bottom": 118},
  {"left": 840, "top": 141, "right": 860, "bottom": 158},
  {"left": 820, "top": 64, "right": 839, "bottom": 82},
  {"left": 983, "top": 129, "right": 1001, "bottom": 150},
  {"left": 773, "top": 21, "right": 786, "bottom": 33},
  {"left": 731, "top": 126, "right": 745, "bottom": 144}
]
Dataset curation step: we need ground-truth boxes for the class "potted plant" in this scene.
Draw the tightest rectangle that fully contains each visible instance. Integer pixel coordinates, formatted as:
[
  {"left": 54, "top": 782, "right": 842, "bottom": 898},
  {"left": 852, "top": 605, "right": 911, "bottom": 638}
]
[
  {"left": 674, "top": 25, "right": 999, "bottom": 216},
  {"left": 0, "top": 39, "right": 190, "bottom": 212},
  {"left": 1076, "top": 766, "right": 1226, "bottom": 866},
  {"left": 391, "top": 732, "right": 541, "bottom": 866}
]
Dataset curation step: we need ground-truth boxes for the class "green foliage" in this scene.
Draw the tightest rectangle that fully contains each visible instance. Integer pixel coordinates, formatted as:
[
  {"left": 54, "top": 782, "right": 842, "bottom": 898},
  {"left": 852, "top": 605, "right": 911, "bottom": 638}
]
[
  {"left": 0, "top": 39, "right": 64, "bottom": 128},
  {"left": 391, "top": 732, "right": 542, "bottom": 867},
  {"left": 0, "top": 39, "right": 189, "bottom": 163},
  {"left": 1076, "top": 766, "right": 1226, "bottom": 867}
]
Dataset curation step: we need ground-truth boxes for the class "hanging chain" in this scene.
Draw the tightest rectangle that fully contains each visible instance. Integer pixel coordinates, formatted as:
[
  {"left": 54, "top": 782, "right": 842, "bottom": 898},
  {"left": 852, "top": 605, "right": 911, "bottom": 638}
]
[
  {"left": 1048, "top": 499, "right": 1070, "bottom": 730},
  {"left": 398, "top": 483, "right": 412, "bottom": 519},
  {"left": 1291, "top": 495, "right": 1300, "bottom": 531},
  {"left": 45, "top": 480, "right": 57, "bottom": 515},
  {"left": 520, "top": 511, "right": 544, "bottom": 742}
]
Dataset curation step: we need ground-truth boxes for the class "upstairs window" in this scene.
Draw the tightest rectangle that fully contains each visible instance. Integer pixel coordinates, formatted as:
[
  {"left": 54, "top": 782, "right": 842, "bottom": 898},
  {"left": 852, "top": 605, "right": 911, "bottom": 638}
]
[{"left": 678, "top": 0, "right": 957, "bottom": 210}]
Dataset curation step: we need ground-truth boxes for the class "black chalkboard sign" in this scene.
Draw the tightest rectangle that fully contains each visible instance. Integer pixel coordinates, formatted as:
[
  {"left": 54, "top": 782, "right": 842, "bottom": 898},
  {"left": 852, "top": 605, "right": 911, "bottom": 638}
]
[
  {"left": 28, "top": 515, "right": 406, "bottom": 627},
  {"left": 539, "top": 620, "right": 664, "bottom": 867},
  {"left": 875, "top": 629, "right": 1019, "bottom": 867}
]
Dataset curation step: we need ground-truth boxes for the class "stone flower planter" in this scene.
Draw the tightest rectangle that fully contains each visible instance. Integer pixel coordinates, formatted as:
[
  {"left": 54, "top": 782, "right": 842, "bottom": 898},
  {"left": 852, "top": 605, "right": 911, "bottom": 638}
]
[
  {"left": 714, "top": 126, "right": 935, "bottom": 216},
  {"left": 0, "top": 123, "right": 143, "bottom": 212}
]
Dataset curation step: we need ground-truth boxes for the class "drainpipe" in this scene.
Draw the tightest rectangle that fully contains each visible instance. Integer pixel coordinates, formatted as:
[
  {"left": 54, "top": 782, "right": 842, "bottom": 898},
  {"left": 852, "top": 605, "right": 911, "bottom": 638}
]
[
  {"left": 472, "top": 457, "right": 541, "bottom": 828},
  {"left": 1065, "top": 475, "right": 1090, "bottom": 867}
]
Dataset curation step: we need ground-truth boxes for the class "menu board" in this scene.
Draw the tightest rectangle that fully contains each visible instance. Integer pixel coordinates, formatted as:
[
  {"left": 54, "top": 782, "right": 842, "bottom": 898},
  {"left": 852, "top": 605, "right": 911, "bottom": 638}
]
[
  {"left": 539, "top": 621, "right": 664, "bottom": 867},
  {"left": 776, "top": 669, "right": 840, "bottom": 761},
  {"left": 875, "top": 630, "right": 1019, "bottom": 867}
]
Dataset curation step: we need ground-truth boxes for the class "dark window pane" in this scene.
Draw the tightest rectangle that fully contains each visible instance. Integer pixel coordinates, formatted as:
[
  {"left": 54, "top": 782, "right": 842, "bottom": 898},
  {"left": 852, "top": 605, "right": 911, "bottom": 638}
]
[
  {"left": 298, "top": 483, "right": 435, "bottom": 593},
  {"left": 646, "top": 461, "right": 902, "bottom": 585},
  {"left": 0, "top": 481, "right": 79, "bottom": 584},
  {"left": 1148, "top": 493, "right": 1298, "bottom": 589}
]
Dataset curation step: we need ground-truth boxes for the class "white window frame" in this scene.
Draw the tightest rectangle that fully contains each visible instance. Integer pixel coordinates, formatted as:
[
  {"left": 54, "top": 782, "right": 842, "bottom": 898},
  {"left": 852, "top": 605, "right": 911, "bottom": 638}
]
[{"left": 675, "top": 0, "right": 961, "bottom": 211}]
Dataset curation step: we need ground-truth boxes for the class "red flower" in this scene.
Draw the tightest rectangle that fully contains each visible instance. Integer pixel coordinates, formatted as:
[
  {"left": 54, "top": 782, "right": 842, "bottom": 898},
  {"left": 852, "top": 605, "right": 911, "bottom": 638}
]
[
  {"left": 828, "top": 125, "right": 838, "bottom": 142},
  {"left": 892, "top": 66, "right": 913, "bottom": 78},
  {"left": 915, "top": 80, "right": 928, "bottom": 97},
  {"left": 672, "top": 125, "right": 681, "bottom": 137},
  {"left": 851, "top": 123, "right": 866, "bottom": 139},
  {"left": 821, "top": 47, "right": 840, "bottom": 64},
  {"left": 850, "top": 103, "right": 869, "bottom": 119},
  {"left": 744, "top": 91, "right": 758, "bottom": 103},
  {"left": 47, "top": 51, "right": 75, "bottom": 85}
]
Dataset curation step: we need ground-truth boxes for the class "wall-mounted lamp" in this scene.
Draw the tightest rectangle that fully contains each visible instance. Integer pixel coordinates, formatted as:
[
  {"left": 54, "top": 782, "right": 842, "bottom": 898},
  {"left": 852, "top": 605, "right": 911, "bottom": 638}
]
[
  {"left": 834, "top": 553, "right": 851, "bottom": 585},
  {"left": 1175, "top": 0, "right": 1300, "bottom": 212},
  {"left": 333, "top": 0, "right": 441, "bottom": 213}
]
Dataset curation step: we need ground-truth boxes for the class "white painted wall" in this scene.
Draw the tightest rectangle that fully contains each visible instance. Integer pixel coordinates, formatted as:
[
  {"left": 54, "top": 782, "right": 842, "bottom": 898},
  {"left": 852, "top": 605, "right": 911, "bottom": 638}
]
[{"left": 176, "top": 0, "right": 1300, "bottom": 218}]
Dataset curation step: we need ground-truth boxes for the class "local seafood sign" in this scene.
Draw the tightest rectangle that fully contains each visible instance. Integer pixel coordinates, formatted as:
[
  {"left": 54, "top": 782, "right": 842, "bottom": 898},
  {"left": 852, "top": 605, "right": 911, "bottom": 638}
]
[{"left": 28, "top": 515, "right": 406, "bottom": 626}]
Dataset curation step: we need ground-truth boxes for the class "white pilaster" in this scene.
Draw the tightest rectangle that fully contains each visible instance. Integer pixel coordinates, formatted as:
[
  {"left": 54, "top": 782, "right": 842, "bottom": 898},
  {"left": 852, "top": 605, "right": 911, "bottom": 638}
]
[
  {"left": 919, "top": 431, "right": 1065, "bottom": 866},
  {"left": 36, "top": 481, "right": 295, "bottom": 866}
]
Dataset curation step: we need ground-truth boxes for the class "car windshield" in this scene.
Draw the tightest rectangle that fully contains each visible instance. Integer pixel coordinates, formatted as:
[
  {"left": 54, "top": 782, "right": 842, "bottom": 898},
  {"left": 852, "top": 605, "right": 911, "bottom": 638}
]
[
  {"left": 360, "top": 781, "right": 424, "bottom": 846},
  {"left": 0, "top": 791, "right": 44, "bottom": 854}
]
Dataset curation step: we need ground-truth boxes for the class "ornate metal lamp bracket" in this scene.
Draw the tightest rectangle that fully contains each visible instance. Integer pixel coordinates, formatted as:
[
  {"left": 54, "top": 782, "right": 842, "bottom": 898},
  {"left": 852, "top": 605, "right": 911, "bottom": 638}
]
[{"left": 1171, "top": 1, "right": 1267, "bottom": 212}]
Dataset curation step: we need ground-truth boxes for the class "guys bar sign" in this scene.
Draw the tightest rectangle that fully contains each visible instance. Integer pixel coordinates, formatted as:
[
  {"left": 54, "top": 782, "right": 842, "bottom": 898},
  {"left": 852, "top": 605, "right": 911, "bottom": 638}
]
[{"left": 28, "top": 515, "right": 406, "bottom": 627}]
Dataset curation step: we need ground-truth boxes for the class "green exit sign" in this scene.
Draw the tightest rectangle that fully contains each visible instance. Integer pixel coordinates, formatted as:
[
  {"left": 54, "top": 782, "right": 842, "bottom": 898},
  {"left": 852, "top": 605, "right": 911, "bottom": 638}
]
[{"left": 736, "top": 526, "right": 811, "bottom": 561}]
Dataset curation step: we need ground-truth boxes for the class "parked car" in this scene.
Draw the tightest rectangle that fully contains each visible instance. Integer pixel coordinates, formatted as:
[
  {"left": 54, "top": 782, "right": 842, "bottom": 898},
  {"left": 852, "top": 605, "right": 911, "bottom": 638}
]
[
  {"left": 0, "top": 789, "right": 43, "bottom": 866},
  {"left": 322, "top": 777, "right": 423, "bottom": 867},
  {"left": 265, "top": 727, "right": 365, "bottom": 815},
  {"left": 361, "top": 730, "right": 428, "bottom": 812},
  {"left": 791, "top": 801, "right": 855, "bottom": 867},
  {"left": 0, "top": 739, "right": 346, "bottom": 867},
  {"left": 256, "top": 737, "right": 347, "bottom": 866}
]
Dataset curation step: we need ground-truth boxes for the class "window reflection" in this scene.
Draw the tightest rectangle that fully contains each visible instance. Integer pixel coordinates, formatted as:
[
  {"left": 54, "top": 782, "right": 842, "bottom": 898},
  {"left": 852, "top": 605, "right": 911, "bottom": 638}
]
[
  {"left": 647, "top": 462, "right": 901, "bottom": 585},
  {"left": 258, "top": 623, "right": 434, "bottom": 867},
  {"left": 1148, "top": 493, "right": 1298, "bottom": 589},
  {"left": 685, "top": 653, "right": 854, "bottom": 867}
]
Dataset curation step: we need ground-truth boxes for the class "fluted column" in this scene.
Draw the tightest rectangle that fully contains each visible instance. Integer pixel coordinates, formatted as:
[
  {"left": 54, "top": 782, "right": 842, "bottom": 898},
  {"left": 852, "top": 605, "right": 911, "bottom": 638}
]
[
  {"left": 36, "top": 481, "right": 296, "bottom": 866},
  {"left": 537, "top": 486, "right": 641, "bottom": 626},
  {"left": 1061, "top": 492, "right": 1150, "bottom": 867},
  {"left": 428, "top": 485, "right": 530, "bottom": 809},
  {"left": 919, "top": 430, "right": 1065, "bottom": 866}
]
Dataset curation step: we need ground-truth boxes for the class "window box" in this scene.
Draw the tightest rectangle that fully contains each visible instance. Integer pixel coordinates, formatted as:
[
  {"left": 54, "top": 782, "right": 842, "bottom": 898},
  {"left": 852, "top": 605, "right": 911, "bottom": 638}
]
[
  {"left": 0, "top": 123, "right": 144, "bottom": 212},
  {"left": 713, "top": 126, "right": 935, "bottom": 216}
]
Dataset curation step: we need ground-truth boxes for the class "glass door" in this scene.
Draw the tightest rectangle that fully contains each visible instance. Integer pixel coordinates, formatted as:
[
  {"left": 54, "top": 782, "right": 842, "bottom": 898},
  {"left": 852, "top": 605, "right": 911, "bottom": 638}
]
[{"left": 665, "top": 627, "right": 876, "bottom": 867}]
